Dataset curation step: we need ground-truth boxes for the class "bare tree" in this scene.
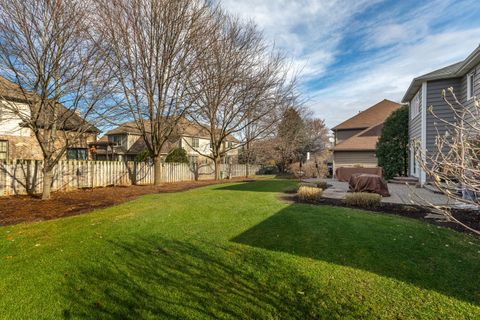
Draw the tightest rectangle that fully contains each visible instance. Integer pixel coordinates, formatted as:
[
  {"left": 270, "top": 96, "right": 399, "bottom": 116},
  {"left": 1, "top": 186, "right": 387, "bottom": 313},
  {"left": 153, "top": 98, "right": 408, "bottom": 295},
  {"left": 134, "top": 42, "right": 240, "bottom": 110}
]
[
  {"left": 187, "top": 12, "right": 291, "bottom": 180},
  {"left": 304, "top": 118, "right": 330, "bottom": 177},
  {"left": 274, "top": 106, "right": 308, "bottom": 173},
  {"left": 415, "top": 88, "right": 480, "bottom": 235},
  {"left": 96, "top": 0, "right": 211, "bottom": 185},
  {"left": 0, "top": 0, "right": 113, "bottom": 199},
  {"left": 239, "top": 86, "right": 294, "bottom": 177}
]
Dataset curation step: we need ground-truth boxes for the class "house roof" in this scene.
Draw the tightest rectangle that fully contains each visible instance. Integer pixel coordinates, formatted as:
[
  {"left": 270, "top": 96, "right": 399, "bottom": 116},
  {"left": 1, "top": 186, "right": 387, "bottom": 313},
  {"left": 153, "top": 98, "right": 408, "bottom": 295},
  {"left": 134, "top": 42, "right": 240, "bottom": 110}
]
[
  {"left": 333, "top": 123, "right": 384, "bottom": 151},
  {"left": 0, "top": 76, "right": 99, "bottom": 133},
  {"left": 106, "top": 118, "right": 239, "bottom": 143},
  {"left": 332, "top": 99, "right": 401, "bottom": 131},
  {"left": 402, "top": 45, "right": 480, "bottom": 102}
]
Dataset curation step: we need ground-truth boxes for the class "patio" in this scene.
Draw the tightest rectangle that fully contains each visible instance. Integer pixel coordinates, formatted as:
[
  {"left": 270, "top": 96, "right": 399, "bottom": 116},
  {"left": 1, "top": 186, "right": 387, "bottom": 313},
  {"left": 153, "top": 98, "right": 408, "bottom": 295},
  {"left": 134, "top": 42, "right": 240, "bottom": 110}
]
[{"left": 306, "top": 179, "right": 454, "bottom": 207}]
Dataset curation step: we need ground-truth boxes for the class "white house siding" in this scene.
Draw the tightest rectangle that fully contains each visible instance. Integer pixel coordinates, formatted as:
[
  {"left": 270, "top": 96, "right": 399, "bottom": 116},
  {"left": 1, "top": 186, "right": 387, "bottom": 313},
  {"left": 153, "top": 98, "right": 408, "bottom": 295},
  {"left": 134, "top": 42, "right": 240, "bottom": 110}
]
[{"left": 0, "top": 100, "right": 31, "bottom": 137}]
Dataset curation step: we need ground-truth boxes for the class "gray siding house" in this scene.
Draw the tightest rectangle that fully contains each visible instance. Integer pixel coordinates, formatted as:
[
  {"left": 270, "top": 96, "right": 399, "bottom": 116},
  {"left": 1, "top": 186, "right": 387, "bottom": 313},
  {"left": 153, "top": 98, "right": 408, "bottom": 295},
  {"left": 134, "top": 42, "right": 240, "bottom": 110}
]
[{"left": 402, "top": 45, "right": 480, "bottom": 185}]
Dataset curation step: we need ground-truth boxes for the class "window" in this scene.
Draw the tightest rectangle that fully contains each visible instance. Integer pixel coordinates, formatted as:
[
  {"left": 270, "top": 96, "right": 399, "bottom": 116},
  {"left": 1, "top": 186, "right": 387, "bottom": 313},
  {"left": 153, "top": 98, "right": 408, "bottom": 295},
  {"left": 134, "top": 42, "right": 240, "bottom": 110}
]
[
  {"left": 227, "top": 141, "right": 233, "bottom": 149},
  {"left": 108, "top": 135, "right": 125, "bottom": 146},
  {"left": 467, "top": 73, "right": 475, "bottom": 100},
  {"left": 0, "top": 140, "right": 7, "bottom": 160},
  {"left": 411, "top": 92, "right": 420, "bottom": 119},
  {"left": 67, "top": 148, "right": 88, "bottom": 160},
  {"left": 192, "top": 138, "right": 200, "bottom": 148}
]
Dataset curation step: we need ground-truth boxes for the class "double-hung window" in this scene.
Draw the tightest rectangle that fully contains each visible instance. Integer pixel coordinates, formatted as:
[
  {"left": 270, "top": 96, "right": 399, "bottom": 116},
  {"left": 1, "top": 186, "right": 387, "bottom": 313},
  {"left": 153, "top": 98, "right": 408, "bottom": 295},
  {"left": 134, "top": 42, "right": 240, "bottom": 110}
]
[
  {"left": 67, "top": 148, "right": 88, "bottom": 160},
  {"left": 192, "top": 138, "right": 200, "bottom": 148},
  {"left": 0, "top": 140, "right": 7, "bottom": 160}
]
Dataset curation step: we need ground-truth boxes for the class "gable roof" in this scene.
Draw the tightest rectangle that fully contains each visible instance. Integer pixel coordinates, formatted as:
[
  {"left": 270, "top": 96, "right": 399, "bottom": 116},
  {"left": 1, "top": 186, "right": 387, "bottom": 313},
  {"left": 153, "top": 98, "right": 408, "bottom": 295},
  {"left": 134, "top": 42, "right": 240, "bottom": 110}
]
[
  {"left": 0, "top": 76, "right": 99, "bottom": 133},
  {"left": 334, "top": 123, "right": 384, "bottom": 151},
  {"left": 332, "top": 99, "right": 402, "bottom": 131},
  {"left": 402, "top": 45, "right": 480, "bottom": 102}
]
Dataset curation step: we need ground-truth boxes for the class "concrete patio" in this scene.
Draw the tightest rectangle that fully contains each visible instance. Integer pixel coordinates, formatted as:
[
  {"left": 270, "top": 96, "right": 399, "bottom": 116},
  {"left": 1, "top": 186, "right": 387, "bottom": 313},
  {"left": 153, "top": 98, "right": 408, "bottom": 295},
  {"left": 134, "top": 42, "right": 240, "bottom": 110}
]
[{"left": 305, "top": 179, "right": 455, "bottom": 207}]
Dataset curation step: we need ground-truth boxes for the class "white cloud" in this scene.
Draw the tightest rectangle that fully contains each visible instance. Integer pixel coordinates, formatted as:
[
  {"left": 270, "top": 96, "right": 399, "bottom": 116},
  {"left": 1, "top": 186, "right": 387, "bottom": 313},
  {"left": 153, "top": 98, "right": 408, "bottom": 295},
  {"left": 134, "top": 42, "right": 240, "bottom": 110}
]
[
  {"left": 221, "top": 0, "right": 381, "bottom": 78},
  {"left": 221, "top": 0, "right": 480, "bottom": 128},
  {"left": 311, "top": 28, "right": 480, "bottom": 127}
]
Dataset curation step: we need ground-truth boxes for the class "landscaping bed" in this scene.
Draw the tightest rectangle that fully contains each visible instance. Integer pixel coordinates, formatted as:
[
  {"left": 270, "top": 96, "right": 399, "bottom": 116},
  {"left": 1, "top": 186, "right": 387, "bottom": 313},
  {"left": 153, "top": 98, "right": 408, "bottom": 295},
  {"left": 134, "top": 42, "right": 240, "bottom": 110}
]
[
  {"left": 0, "top": 178, "right": 250, "bottom": 226},
  {"left": 293, "top": 194, "right": 480, "bottom": 235}
]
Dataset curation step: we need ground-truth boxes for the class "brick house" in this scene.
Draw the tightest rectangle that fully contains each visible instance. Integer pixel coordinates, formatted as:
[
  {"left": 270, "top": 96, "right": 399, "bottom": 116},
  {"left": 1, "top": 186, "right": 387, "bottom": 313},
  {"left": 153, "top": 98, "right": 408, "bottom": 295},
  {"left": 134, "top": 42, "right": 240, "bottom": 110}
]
[{"left": 0, "top": 76, "right": 99, "bottom": 161}]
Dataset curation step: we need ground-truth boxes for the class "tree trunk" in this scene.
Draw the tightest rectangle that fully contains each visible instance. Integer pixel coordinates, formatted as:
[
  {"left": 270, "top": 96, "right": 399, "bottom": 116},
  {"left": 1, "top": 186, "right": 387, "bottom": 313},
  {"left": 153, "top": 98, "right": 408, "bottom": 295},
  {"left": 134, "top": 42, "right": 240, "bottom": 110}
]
[
  {"left": 245, "top": 161, "right": 250, "bottom": 178},
  {"left": 154, "top": 155, "right": 162, "bottom": 186},
  {"left": 214, "top": 157, "right": 221, "bottom": 180},
  {"left": 42, "top": 167, "right": 54, "bottom": 200}
]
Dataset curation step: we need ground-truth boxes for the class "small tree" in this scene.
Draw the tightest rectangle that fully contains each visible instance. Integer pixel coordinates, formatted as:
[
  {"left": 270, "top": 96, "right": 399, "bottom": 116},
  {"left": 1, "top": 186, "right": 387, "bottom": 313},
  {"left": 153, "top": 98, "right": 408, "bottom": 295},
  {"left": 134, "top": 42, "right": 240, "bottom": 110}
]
[
  {"left": 165, "top": 148, "right": 189, "bottom": 164},
  {"left": 376, "top": 106, "right": 409, "bottom": 180}
]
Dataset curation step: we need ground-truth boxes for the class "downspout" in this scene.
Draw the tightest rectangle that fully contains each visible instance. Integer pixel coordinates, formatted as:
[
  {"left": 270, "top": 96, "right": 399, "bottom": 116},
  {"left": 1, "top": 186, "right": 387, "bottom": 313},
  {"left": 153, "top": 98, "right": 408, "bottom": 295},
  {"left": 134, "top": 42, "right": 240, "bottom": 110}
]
[{"left": 420, "top": 82, "right": 428, "bottom": 186}]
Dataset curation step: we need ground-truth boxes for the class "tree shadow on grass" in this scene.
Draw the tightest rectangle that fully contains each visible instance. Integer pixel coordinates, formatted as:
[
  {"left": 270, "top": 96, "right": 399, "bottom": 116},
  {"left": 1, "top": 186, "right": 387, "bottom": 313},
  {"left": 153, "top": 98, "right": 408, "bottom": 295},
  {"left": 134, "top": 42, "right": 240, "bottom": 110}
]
[
  {"left": 61, "top": 237, "right": 370, "bottom": 319},
  {"left": 232, "top": 204, "right": 480, "bottom": 305}
]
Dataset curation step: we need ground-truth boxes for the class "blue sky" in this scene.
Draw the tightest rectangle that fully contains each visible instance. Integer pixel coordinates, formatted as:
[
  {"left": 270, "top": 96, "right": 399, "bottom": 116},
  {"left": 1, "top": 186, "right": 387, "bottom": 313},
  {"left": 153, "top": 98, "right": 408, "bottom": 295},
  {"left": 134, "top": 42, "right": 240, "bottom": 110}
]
[{"left": 222, "top": 0, "right": 480, "bottom": 128}]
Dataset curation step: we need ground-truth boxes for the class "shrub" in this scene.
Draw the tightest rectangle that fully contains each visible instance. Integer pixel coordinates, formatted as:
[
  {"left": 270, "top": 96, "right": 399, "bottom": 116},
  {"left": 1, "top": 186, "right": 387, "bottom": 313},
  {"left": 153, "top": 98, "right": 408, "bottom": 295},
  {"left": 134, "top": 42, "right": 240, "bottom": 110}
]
[
  {"left": 345, "top": 193, "right": 382, "bottom": 208},
  {"left": 297, "top": 186, "right": 323, "bottom": 203},
  {"left": 165, "top": 148, "right": 189, "bottom": 163},
  {"left": 376, "top": 106, "right": 409, "bottom": 180},
  {"left": 283, "top": 186, "right": 299, "bottom": 194}
]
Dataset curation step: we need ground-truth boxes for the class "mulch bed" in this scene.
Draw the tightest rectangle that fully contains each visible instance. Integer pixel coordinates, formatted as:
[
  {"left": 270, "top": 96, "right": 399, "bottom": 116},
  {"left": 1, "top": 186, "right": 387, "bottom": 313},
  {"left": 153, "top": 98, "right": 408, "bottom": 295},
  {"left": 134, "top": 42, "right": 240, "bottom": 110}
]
[
  {"left": 293, "top": 196, "right": 480, "bottom": 236},
  {"left": 0, "top": 178, "right": 249, "bottom": 227}
]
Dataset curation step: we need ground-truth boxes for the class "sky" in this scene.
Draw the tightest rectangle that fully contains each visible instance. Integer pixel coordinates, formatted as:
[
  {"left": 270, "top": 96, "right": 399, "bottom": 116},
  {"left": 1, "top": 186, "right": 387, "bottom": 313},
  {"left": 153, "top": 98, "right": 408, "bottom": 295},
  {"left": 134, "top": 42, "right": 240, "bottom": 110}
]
[{"left": 221, "top": 0, "right": 480, "bottom": 129}]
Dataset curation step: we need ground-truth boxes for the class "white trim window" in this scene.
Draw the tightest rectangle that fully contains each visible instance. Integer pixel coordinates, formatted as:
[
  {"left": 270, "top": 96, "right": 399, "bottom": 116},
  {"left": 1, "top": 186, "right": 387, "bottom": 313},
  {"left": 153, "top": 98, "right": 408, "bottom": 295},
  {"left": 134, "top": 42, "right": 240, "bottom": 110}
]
[
  {"left": 0, "top": 140, "right": 8, "bottom": 160},
  {"left": 411, "top": 92, "right": 420, "bottom": 119},
  {"left": 192, "top": 137, "right": 200, "bottom": 148},
  {"left": 467, "top": 73, "right": 475, "bottom": 100}
]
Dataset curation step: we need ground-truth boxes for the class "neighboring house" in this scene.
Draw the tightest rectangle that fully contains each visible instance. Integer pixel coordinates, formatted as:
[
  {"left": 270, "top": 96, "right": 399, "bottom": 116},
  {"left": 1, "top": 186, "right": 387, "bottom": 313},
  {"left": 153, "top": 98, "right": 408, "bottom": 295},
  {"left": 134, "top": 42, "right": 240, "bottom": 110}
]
[
  {"left": 331, "top": 99, "right": 402, "bottom": 172},
  {"left": 0, "top": 76, "right": 99, "bottom": 161},
  {"left": 91, "top": 118, "right": 239, "bottom": 163},
  {"left": 402, "top": 45, "right": 480, "bottom": 186}
]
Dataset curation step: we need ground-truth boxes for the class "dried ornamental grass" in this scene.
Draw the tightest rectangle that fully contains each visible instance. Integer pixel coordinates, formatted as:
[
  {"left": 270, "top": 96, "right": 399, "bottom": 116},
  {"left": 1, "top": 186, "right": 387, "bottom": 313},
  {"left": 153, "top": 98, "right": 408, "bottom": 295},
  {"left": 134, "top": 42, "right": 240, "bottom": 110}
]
[
  {"left": 345, "top": 193, "right": 382, "bottom": 208},
  {"left": 297, "top": 186, "right": 323, "bottom": 203}
]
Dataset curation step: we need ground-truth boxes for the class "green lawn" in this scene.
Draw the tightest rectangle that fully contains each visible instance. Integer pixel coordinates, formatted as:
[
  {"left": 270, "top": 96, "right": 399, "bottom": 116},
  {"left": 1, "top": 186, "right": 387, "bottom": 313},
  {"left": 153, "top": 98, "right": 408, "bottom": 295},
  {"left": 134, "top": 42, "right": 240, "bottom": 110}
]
[{"left": 1, "top": 179, "right": 480, "bottom": 319}]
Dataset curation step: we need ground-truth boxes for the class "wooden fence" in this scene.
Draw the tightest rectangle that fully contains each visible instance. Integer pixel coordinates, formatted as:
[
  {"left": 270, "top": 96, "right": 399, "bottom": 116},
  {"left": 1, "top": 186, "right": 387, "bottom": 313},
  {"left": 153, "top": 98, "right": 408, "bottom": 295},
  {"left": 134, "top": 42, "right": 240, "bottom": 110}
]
[{"left": 0, "top": 160, "right": 260, "bottom": 196}]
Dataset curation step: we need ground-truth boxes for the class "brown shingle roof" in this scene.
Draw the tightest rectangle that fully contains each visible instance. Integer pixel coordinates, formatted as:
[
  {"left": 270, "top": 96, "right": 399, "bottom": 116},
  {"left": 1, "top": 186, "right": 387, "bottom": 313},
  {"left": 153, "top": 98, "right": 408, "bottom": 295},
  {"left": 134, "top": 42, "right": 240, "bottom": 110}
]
[
  {"left": 334, "top": 123, "right": 383, "bottom": 151},
  {"left": 332, "top": 99, "right": 401, "bottom": 131}
]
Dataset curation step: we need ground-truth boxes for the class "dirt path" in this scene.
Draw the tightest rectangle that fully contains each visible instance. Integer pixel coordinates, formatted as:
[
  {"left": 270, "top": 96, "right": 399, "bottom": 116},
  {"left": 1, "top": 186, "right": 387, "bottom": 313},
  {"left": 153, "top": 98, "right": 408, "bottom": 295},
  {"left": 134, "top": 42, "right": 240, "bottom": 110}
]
[{"left": 0, "top": 178, "right": 249, "bottom": 226}]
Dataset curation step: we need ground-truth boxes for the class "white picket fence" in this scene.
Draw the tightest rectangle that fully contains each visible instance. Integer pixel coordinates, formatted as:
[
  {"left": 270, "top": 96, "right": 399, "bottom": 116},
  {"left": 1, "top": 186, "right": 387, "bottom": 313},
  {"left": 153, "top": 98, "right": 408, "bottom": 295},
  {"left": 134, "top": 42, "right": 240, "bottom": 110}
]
[{"left": 0, "top": 160, "right": 260, "bottom": 196}]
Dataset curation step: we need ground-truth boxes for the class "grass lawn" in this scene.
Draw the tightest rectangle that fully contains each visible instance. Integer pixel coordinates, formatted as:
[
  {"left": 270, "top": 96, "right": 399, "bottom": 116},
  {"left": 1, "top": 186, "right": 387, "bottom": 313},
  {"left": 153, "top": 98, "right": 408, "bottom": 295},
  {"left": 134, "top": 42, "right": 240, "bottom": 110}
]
[{"left": 1, "top": 179, "right": 480, "bottom": 319}]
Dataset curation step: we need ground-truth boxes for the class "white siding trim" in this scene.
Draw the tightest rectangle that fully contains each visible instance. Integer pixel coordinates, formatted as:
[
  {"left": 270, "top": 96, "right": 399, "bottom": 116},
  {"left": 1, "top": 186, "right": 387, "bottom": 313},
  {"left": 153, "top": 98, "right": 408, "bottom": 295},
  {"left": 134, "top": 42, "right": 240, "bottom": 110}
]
[{"left": 420, "top": 82, "right": 427, "bottom": 185}]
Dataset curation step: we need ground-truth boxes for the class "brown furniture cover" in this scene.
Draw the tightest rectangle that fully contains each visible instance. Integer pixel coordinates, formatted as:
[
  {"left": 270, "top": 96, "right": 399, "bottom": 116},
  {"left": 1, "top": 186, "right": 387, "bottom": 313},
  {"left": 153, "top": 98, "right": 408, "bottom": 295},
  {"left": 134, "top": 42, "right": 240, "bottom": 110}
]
[
  {"left": 348, "top": 173, "right": 390, "bottom": 197},
  {"left": 335, "top": 167, "right": 383, "bottom": 182}
]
